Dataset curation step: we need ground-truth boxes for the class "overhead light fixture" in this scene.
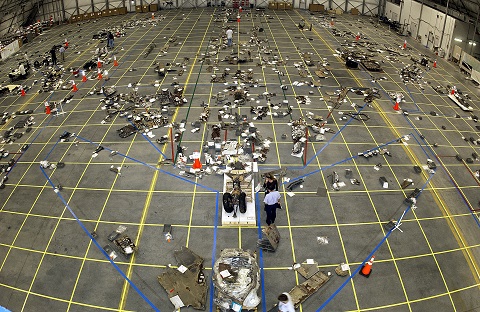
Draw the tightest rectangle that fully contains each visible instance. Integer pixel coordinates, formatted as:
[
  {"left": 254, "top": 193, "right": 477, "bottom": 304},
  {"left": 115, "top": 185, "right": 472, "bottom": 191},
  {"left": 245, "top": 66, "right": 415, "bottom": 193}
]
[
  {"left": 468, "top": 41, "right": 476, "bottom": 46},
  {"left": 454, "top": 38, "right": 462, "bottom": 42}
]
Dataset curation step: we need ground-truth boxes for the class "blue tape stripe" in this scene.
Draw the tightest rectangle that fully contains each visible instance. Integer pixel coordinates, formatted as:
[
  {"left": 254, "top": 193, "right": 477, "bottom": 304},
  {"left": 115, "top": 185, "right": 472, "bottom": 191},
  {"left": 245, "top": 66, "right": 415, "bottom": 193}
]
[
  {"left": 209, "top": 192, "right": 220, "bottom": 312},
  {"left": 317, "top": 173, "right": 434, "bottom": 311},
  {"left": 39, "top": 166, "right": 160, "bottom": 312},
  {"left": 75, "top": 135, "right": 218, "bottom": 193},
  {"left": 43, "top": 137, "right": 62, "bottom": 160},
  {"left": 304, "top": 102, "right": 368, "bottom": 167},
  {"left": 285, "top": 136, "right": 403, "bottom": 184},
  {"left": 127, "top": 120, "right": 168, "bottom": 159},
  {"left": 403, "top": 84, "right": 421, "bottom": 113},
  {"left": 255, "top": 191, "right": 268, "bottom": 312}
]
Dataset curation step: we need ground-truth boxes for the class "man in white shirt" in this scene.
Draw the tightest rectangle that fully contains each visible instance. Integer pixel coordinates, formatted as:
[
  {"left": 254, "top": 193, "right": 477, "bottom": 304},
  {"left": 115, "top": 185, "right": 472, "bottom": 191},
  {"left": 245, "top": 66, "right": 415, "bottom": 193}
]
[
  {"left": 18, "top": 63, "right": 26, "bottom": 76},
  {"left": 278, "top": 293, "right": 295, "bottom": 312},
  {"left": 226, "top": 27, "right": 233, "bottom": 47},
  {"left": 264, "top": 186, "right": 281, "bottom": 225}
]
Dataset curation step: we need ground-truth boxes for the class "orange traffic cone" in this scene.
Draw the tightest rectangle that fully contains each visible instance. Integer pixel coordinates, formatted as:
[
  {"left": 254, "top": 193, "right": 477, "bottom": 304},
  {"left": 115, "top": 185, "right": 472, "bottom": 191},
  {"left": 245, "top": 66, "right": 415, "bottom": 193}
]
[
  {"left": 393, "top": 101, "right": 400, "bottom": 111},
  {"left": 113, "top": 55, "right": 119, "bottom": 66},
  {"left": 192, "top": 151, "right": 202, "bottom": 170},
  {"left": 81, "top": 71, "right": 87, "bottom": 82},
  {"left": 433, "top": 60, "right": 437, "bottom": 68},
  {"left": 97, "top": 58, "right": 102, "bottom": 69},
  {"left": 97, "top": 69, "right": 103, "bottom": 80},
  {"left": 403, "top": 40, "right": 407, "bottom": 49},
  {"left": 45, "top": 102, "right": 51, "bottom": 115},
  {"left": 72, "top": 81, "right": 78, "bottom": 92},
  {"left": 20, "top": 86, "right": 26, "bottom": 96},
  {"left": 152, "top": 12, "right": 155, "bottom": 19},
  {"left": 330, "top": 18, "right": 334, "bottom": 27},
  {"left": 359, "top": 255, "right": 375, "bottom": 278}
]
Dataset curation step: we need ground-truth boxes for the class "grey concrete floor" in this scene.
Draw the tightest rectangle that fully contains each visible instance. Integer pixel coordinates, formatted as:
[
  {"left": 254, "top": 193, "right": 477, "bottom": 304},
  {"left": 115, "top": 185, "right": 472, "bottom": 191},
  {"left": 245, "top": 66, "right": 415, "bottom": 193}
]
[{"left": 0, "top": 7, "right": 479, "bottom": 312}]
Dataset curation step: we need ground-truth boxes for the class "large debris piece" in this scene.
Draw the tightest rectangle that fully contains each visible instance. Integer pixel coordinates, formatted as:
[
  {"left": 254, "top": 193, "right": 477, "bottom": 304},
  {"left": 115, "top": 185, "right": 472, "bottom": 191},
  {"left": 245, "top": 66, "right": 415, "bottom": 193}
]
[
  {"left": 213, "top": 248, "right": 260, "bottom": 311},
  {"left": 158, "top": 247, "right": 208, "bottom": 310}
]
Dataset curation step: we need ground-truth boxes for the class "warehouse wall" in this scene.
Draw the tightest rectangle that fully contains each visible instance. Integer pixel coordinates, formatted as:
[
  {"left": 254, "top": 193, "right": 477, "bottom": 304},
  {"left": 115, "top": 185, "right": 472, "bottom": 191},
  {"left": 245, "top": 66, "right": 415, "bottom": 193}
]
[{"left": 384, "top": 0, "right": 456, "bottom": 57}]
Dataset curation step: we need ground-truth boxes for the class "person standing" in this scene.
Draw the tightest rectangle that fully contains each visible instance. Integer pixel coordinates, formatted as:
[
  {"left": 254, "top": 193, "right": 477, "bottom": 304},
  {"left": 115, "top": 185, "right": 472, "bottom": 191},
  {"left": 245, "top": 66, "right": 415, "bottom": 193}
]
[
  {"left": 226, "top": 27, "right": 233, "bottom": 47},
  {"left": 263, "top": 174, "right": 278, "bottom": 194},
  {"left": 277, "top": 293, "right": 295, "bottom": 312},
  {"left": 50, "top": 46, "right": 57, "bottom": 66},
  {"left": 107, "top": 32, "right": 114, "bottom": 49},
  {"left": 264, "top": 185, "right": 281, "bottom": 225},
  {"left": 59, "top": 45, "right": 65, "bottom": 62}
]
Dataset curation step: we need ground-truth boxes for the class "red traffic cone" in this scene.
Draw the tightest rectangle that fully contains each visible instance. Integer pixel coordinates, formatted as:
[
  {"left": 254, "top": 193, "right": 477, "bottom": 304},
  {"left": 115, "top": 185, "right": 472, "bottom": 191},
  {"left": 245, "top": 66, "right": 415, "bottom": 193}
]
[
  {"left": 64, "top": 38, "right": 69, "bottom": 48},
  {"left": 359, "top": 255, "right": 375, "bottom": 278},
  {"left": 81, "top": 71, "right": 87, "bottom": 82},
  {"left": 433, "top": 60, "right": 437, "bottom": 68},
  {"left": 403, "top": 40, "right": 407, "bottom": 49},
  {"left": 152, "top": 12, "right": 155, "bottom": 19},
  {"left": 239, "top": 6, "right": 243, "bottom": 12},
  {"left": 451, "top": 86, "right": 456, "bottom": 95},
  {"left": 97, "top": 58, "right": 102, "bottom": 69},
  {"left": 355, "top": 32, "right": 360, "bottom": 41},
  {"left": 237, "top": 15, "right": 240, "bottom": 23},
  {"left": 113, "top": 55, "right": 119, "bottom": 66},
  {"left": 393, "top": 101, "right": 400, "bottom": 111},
  {"left": 72, "top": 81, "right": 78, "bottom": 92},
  {"left": 45, "top": 102, "right": 51, "bottom": 115},
  {"left": 192, "top": 151, "right": 202, "bottom": 170},
  {"left": 20, "top": 86, "right": 26, "bottom": 96},
  {"left": 330, "top": 18, "right": 334, "bottom": 27},
  {"left": 97, "top": 69, "right": 103, "bottom": 80}
]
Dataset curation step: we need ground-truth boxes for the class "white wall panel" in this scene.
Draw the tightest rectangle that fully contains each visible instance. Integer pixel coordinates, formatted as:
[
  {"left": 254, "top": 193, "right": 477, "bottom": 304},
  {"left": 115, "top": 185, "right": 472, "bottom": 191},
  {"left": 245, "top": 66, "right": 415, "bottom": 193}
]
[{"left": 384, "top": 1, "right": 400, "bottom": 21}]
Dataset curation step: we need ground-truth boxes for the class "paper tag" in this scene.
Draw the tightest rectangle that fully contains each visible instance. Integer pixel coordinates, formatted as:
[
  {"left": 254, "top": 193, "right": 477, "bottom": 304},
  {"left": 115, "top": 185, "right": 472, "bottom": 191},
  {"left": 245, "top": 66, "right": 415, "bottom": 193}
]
[
  {"left": 306, "top": 258, "right": 315, "bottom": 264},
  {"left": 220, "top": 270, "right": 231, "bottom": 278},
  {"left": 341, "top": 263, "right": 350, "bottom": 271},
  {"left": 287, "top": 191, "right": 295, "bottom": 197},
  {"left": 177, "top": 265, "right": 188, "bottom": 273}
]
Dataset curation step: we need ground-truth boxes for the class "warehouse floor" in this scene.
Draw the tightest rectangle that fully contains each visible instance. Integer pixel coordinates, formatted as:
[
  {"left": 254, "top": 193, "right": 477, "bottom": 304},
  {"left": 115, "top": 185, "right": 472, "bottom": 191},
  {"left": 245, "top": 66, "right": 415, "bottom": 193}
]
[{"left": 0, "top": 7, "right": 479, "bottom": 312}]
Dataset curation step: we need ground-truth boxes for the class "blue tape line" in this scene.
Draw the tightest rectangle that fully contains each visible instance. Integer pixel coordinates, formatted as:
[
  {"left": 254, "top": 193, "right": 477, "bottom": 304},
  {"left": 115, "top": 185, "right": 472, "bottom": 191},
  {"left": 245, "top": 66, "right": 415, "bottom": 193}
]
[
  {"left": 255, "top": 191, "right": 268, "bottom": 312},
  {"left": 75, "top": 135, "right": 219, "bottom": 193},
  {"left": 127, "top": 120, "right": 168, "bottom": 159},
  {"left": 403, "top": 84, "right": 420, "bottom": 113},
  {"left": 304, "top": 104, "right": 368, "bottom": 167},
  {"left": 43, "top": 137, "right": 62, "bottom": 160},
  {"left": 317, "top": 173, "right": 434, "bottom": 311},
  {"left": 285, "top": 136, "right": 403, "bottom": 184},
  {"left": 39, "top": 166, "right": 160, "bottom": 312},
  {"left": 209, "top": 192, "right": 220, "bottom": 312}
]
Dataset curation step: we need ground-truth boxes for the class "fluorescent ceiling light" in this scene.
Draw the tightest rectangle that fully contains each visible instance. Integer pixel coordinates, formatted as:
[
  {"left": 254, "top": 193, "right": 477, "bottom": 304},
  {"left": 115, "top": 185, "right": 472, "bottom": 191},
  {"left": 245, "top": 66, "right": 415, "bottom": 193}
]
[{"left": 454, "top": 38, "right": 462, "bottom": 42}]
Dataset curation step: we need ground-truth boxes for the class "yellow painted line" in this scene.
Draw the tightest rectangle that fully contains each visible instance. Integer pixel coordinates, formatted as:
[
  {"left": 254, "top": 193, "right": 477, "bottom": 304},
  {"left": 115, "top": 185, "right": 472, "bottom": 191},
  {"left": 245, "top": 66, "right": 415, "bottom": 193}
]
[
  {"left": 276, "top": 10, "right": 361, "bottom": 311},
  {"left": 69, "top": 10, "right": 184, "bottom": 311},
  {"left": 118, "top": 8, "right": 215, "bottom": 310},
  {"left": 0, "top": 282, "right": 135, "bottom": 311}
]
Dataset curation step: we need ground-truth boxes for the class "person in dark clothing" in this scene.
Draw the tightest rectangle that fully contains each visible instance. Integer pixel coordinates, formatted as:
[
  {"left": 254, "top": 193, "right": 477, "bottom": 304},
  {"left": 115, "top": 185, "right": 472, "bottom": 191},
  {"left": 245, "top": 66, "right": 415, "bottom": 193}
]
[
  {"left": 264, "top": 185, "right": 281, "bottom": 225},
  {"left": 107, "top": 32, "right": 114, "bottom": 49},
  {"left": 263, "top": 174, "right": 278, "bottom": 194},
  {"left": 50, "top": 46, "right": 57, "bottom": 66}
]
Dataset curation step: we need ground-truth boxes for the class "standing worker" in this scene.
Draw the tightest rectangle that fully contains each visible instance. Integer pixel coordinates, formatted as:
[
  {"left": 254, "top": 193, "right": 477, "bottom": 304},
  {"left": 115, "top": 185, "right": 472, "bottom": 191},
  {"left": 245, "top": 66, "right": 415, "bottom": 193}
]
[
  {"left": 107, "top": 32, "right": 114, "bottom": 49},
  {"left": 226, "top": 27, "right": 233, "bottom": 47},
  {"left": 59, "top": 45, "right": 65, "bottom": 63},
  {"left": 24, "top": 52, "right": 29, "bottom": 65},
  {"left": 50, "top": 46, "right": 57, "bottom": 66},
  {"left": 277, "top": 293, "right": 295, "bottom": 312},
  {"left": 263, "top": 185, "right": 281, "bottom": 225}
]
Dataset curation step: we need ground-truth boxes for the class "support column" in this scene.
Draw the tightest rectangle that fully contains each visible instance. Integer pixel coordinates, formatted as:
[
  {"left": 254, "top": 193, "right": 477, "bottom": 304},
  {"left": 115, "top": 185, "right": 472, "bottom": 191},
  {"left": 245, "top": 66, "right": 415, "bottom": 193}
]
[
  {"left": 439, "top": 0, "right": 450, "bottom": 49},
  {"left": 416, "top": 0, "right": 423, "bottom": 39}
]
